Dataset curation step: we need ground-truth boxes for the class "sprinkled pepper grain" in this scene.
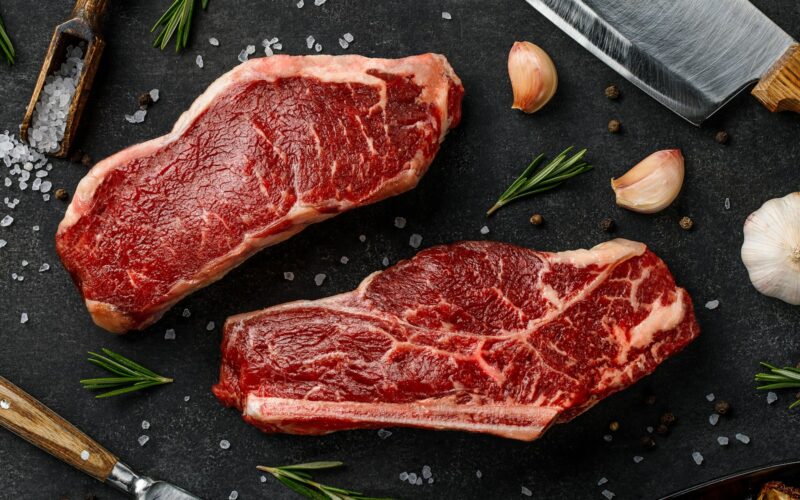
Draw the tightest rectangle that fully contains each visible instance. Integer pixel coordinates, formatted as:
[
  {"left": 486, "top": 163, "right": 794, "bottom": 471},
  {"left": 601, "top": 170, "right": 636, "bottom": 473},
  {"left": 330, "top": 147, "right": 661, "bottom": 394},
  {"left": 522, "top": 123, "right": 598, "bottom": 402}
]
[
  {"left": 714, "top": 400, "right": 731, "bottom": 415},
  {"left": 660, "top": 412, "right": 676, "bottom": 426},
  {"left": 605, "top": 85, "right": 620, "bottom": 100},
  {"left": 714, "top": 130, "right": 729, "bottom": 144},
  {"left": 679, "top": 216, "right": 693, "bottom": 230},
  {"left": 600, "top": 218, "right": 616, "bottom": 233},
  {"left": 609, "top": 421, "right": 620, "bottom": 432},
  {"left": 55, "top": 188, "right": 69, "bottom": 201},
  {"left": 529, "top": 214, "right": 544, "bottom": 226},
  {"left": 607, "top": 119, "right": 621, "bottom": 134}
]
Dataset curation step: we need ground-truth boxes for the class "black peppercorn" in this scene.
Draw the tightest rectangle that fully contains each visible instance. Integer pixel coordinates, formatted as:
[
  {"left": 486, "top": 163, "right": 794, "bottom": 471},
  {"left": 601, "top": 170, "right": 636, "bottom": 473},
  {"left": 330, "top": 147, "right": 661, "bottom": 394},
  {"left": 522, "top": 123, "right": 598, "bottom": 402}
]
[
  {"left": 139, "top": 92, "right": 154, "bottom": 109},
  {"left": 609, "top": 421, "right": 620, "bottom": 432},
  {"left": 600, "top": 218, "right": 616, "bottom": 233},
  {"left": 81, "top": 153, "right": 92, "bottom": 167},
  {"left": 656, "top": 424, "right": 669, "bottom": 435},
  {"left": 644, "top": 394, "right": 657, "bottom": 405},
  {"left": 659, "top": 412, "right": 676, "bottom": 426},
  {"left": 714, "top": 400, "right": 731, "bottom": 415},
  {"left": 69, "top": 149, "right": 84, "bottom": 163},
  {"left": 714, "top": 130, "right": 729, "bottom": 144},
  {"left": 55, "top": 188, "right": 69, "bottom": 201},
  {"left": 640, "top": 436, "right": 657, "bottom": 449},
  {"left": 530, "top": 214, "right": 544, "bottom": 226},
  {"left": 607, "top": 119, "right": 621, "bottom": 133},
  {"left": 679, "top": 216, "right": 693, "bottom": 230},
  {"left": 605, "top": 84, "right": 620, "bottom": 100}
]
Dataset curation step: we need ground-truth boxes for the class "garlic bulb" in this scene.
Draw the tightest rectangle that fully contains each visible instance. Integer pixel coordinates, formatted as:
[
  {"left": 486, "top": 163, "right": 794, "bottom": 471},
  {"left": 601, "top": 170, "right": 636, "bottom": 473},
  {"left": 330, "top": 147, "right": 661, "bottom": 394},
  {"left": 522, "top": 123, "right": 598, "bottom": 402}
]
[
  {"left": 508, "top": 41, "right": 558, "bottom": 113},
  {"left": 611, "top": 149, "right": 684, "bottom": 214},
  {"left": 741, "top": 192, "right": 800, "bottom": 305}
]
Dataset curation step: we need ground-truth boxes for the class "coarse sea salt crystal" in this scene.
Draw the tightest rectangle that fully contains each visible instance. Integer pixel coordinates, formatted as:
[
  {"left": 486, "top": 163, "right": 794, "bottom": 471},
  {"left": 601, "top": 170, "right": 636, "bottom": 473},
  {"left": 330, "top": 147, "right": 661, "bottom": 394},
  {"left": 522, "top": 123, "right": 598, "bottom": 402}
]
[
  {"left": 209, "top": 37, "right": 219, "bottom": 46},
  {"left": 422, "top": 466, "right": 432, "bottom": 479},
  {"left": 359, "top": 234, "right": 366, "bottom": 242},
  {"left": 692, "top": 452, "right": 703, "bottom": 465},
  {"left": 706, "top": 393, "right": 715, "bottom": 402},
  {"left": 32, "top": 225, "right": 39, "bottom": 231},
  {"left": 724, "top": 197, "right": 731, "bottom": 210},
  {"left": 340, "top": 256, "right": 349, "bottom": 264},
  {"left": 237, "top": 49, "right": 249, "bottom": 63},
  {"left": 442, "top": 11, "right": 452, "bottom": 19},
  {"left": 20, "top": 312, "right": 28, "bottom": 324},
  {"left": 339, "top": 38, "right": 349, "bottom": 49},
  {"left": 196, "top": 55, "right": 204, "bottom": 68},
  {"left": 150, "top": 89, "right": 160, "bottom": 102},
  {"left": 409, "top": 233, "right": 423, "bottom": 248},
  {"left": 647, "top": 426, "right": 654, "bottom": 433},
  {"left": 343, "top": 33, "right": 354, "bottom": 43},
  {"left": 164, "top": 328, "right": 176, "bottom": 340},
  {"left": 521, "top": 486, "right": 533, "bottom": 497},
  {"left": 219, "top": 439, "right": 231, "bottom": 449},
  {"left": 377, "top": 428, "right": 392, "bottom": 439},
  {"left": 206, "top": 321, "right": 215, "bottom": 331},
  {"left": 273, "top": 43, "right": 282, "bottom": 51},
  {"left": 407, "top": 473, "right": 417, "bottom": 483},
  {"left": 709, "top": 413, "right": 719, "bottom": 426},
  {"left": 767, "top": 392, "right": 778, "bottom": 404},
  {"left": 476, "top": 470, "right": 483, "bottom": 478},
  {"left": 735, "top": 433, "right": 750, "bottom": 444},
  {"left": 717, "top": 436, "right": 729, "bottom": 446},
  {"left": 315, "top": 43, "right": 323, "bottom": 53},
  {"left": 705, "top": 300, "right": 719, "bottom": 310},
  {"left": 138, "top": 435, "right": 150, "bottom": 447},
  {"left": 260, "top": 476, "right": 267, "bottom": 483},
  {"left": 306, "top": 35, "right": 315, "bottom": 49},
  {"left": 399, "top": 472, "right": 408, "bottom": 481},
  {"left": 21, "top": 260, "right": 28, "bottom": 267},
  {"left": 603, "top": 434, "right": 612, "bottom": 442},
  {"left": 602, "top": 489, "right": 615, "bottom": 499},
  {"left": 314, "top": 0, "right": 326, "bottom": 5},
  {"left": 0, "top": 399, "right": 9, "bottom": 409},
  {"left": 480, "top": 225, "right": 490, "bottom": 235},
  {"left": 598, "top": 477, "right": 608, "bottom": 486},
  {"left": 39, "top": 263, "right": 50, "bottom": 272},
  {"left": 80, "top": 450, "right": 90, "bottom": 461},
  {"left": 229, "top": 491, "right": 238, "bottom": 500},
  {"left": 382, "top": 257, "right": 390, "bottom": 266},
  {"left": 0, "top": 239, "right": 6, "bottom": 249},
  {"left": 314, "top": 273, "right": 326, "bottom": 286},
  {"left": 1, "top": 214, "right": 13, "bottom": 227},
  {"left": 633, "top": 456, "right": 644, "bottom": 464},
  {"left": 141, "top": 420, "right": 150, "bottom": 430},
  {"left": 297, "top": 0, "right": 304, "bottom": 7},
  {"left": 246, "top": 45, "right": 256, "bottom": 55},
  {"left": 283, "top": 271, "right": 295, "bottom": 281},
  {"left": 182, "top": 308, "right": 191, "bottom": 318},
  {"left": 183, "top": 395, "right": 191, "bottom": 402},
  {"left": 394, "top": 216, "right": 407, "bottom": 228}
]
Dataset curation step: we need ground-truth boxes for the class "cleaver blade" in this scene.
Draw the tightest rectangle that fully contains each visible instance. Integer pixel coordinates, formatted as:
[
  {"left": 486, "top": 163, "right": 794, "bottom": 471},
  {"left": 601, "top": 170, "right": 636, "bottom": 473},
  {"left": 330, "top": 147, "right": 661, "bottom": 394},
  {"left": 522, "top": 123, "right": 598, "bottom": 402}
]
[{"left": 524, "top": 0, "right": 800, "bottom": 125}]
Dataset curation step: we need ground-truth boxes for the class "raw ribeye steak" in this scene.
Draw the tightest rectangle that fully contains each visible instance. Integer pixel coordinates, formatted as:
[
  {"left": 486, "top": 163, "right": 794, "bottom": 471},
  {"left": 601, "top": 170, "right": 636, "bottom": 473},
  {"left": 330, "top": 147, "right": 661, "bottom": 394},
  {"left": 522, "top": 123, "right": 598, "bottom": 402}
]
[
  {"left": 213, "top": 239, "right": 699, "bottom": 441},
  {"left": 56, "top": 54, "right": 463, "bottom": 333}
]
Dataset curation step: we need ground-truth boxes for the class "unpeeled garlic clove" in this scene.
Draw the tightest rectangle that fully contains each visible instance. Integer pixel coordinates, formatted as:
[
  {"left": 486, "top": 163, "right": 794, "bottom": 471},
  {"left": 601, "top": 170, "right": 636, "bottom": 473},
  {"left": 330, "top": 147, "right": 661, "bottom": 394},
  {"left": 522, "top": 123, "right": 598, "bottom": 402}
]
[
  {"left": 741, "top": 192, "right": 800, "bottom": 305},
  {"left": 611, "top": 150, "right": 684, "bottom": 214},
  {"left": 508, "top": 41, "right": 558, "bottom": 113}
]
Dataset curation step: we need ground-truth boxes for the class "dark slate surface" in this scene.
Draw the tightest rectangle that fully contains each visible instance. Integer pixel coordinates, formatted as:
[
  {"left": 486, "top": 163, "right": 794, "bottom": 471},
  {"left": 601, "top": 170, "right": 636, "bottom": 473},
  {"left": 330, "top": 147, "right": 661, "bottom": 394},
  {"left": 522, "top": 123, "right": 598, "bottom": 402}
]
[{"left": 1, "top": 1, "right": 800, "bottom": 498}]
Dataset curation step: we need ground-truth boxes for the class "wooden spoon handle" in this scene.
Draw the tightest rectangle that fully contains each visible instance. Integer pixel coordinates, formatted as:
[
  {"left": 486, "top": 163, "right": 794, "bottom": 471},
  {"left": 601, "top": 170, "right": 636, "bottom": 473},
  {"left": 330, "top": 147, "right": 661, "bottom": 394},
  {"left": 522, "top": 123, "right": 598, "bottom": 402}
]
[
  {"left": 0, "top": 376, "right": 117, "bottom": 481},
  {"left": 752, "top": 43, "right": 800, "bottom": 114}
]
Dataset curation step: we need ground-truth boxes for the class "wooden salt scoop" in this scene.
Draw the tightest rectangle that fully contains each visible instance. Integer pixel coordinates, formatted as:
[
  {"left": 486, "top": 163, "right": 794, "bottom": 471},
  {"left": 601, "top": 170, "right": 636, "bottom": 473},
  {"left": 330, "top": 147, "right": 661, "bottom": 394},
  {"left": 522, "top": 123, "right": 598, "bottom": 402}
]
[{"left": 20, "top": 0, "right": 108, "bottom": 158}]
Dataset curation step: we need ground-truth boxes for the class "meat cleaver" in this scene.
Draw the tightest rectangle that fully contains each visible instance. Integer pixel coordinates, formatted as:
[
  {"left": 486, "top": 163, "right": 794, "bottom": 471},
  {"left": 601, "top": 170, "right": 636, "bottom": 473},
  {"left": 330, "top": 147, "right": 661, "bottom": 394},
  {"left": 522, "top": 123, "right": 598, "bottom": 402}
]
[{"left": 524, "top": 0, "right": 800, "bottom": 124}]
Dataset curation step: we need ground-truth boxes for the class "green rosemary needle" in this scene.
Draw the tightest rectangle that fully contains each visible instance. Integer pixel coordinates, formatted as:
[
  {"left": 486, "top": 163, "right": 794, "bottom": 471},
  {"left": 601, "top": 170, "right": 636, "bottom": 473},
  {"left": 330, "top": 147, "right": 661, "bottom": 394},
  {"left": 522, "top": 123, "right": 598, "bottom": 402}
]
[
  {"left": 0, "top": 10, "right": 15, "bottom": 65},
  {"left": 257, "top": 461, "right": 394, "bottom": 500},
  {"left": 80, "top": 349, "right": 173, "bottom": 398},
  {"left": 151, "top": 0, "right": 209, "bottom": 53},
  {"left": 755, "top": 362, "right": 800, "bottom": 409},
  {"left": 487, "top": 147, "right": 592, "bottom": 216}
]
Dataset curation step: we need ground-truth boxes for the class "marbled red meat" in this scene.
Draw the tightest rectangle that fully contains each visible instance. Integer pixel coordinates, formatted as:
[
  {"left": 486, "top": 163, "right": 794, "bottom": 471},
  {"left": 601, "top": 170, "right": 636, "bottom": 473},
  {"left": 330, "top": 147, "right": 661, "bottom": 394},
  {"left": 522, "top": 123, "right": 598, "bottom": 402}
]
[
  {"left": 55, "top": 54, "right": 463, "bottom": 333},
  {"left": 213, "top": 239, "right": 699, "bottom": 441}
]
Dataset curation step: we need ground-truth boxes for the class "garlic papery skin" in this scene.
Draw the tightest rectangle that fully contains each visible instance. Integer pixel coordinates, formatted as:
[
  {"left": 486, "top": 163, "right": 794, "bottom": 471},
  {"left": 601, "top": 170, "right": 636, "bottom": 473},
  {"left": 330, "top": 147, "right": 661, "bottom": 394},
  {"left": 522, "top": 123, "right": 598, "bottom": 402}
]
[
  {"left": 611, "top": 149, "right": 684, "bottom": 214},
  {"left": 741, "top": 192, "right": 800, "bottom": 305},
  {"left": 508, "top": 41, "right": 558, "bottom": 113}
]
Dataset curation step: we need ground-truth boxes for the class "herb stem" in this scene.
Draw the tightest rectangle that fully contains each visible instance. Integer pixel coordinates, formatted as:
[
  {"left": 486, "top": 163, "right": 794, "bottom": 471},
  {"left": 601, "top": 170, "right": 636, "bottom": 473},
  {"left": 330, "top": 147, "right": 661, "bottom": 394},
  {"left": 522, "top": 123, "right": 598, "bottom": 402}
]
[
  {"left": 151, "top": 0, "right": 209, "bottom": 53},
  {"left": 0, "top": 10, "right": 15, "bottom": 65},
  {"left": 755, "top": 362, "right": 800, "bottom": 409},
  {"left": 80, "top": 349, "right": 173, "bottom": 398},
  {"left": 258, "top": 462, "right": 393, "bottom": 500}
]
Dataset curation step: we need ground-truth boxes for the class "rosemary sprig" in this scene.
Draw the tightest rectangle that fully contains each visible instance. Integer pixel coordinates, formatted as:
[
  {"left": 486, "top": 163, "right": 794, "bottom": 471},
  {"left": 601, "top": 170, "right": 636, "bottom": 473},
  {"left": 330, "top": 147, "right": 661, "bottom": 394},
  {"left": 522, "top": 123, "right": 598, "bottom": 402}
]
[
  {"left": 80, "top": 349, "right": 173, "bottom": 398},
  {"left": 257, "top": 461, "right": 393, "bottom": 500},
  {"left": 151, "top": 0, "right": 209, "bottom": 53},
  {"left": 487, "top": 147, "right": 592, "bottom": 216},
  {"left": 0, "top": 11, "right": 15, "bottom": 65},
  {"left": 755, "top": 362, "right": 800, "bottom": 409}
]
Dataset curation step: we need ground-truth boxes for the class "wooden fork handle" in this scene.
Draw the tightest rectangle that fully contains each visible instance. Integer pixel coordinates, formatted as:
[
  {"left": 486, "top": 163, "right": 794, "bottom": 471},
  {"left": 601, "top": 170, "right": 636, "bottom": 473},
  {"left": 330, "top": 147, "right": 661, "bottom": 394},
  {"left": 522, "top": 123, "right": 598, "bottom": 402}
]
[
  {"left": 0, "top": 376, "right": 117, "bottom": 481},
  {"left": 752, "top": 43, "right": 800, "bottom": 114}
]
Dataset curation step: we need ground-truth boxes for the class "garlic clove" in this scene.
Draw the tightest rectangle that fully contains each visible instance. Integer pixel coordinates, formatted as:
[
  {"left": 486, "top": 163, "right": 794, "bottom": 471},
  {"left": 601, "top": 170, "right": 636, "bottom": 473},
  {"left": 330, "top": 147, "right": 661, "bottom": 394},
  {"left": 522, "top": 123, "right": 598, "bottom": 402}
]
[
  {"left": 611, "top": 149, "right": 684, "bottom": 214},
  {"left": 741, "top": 192, "right": 800, "bottom": 305},
  {"left": 508, "top": 41, "right": 558, "bottom": 114}
]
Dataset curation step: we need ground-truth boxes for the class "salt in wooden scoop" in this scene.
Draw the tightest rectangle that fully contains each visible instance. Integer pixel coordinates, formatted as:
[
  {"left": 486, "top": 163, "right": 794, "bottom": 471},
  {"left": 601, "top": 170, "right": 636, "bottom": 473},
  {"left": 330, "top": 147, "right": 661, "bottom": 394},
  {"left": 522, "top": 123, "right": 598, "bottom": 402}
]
[{"left": 20, "top": 0, "right": 108, "bottom": 158}]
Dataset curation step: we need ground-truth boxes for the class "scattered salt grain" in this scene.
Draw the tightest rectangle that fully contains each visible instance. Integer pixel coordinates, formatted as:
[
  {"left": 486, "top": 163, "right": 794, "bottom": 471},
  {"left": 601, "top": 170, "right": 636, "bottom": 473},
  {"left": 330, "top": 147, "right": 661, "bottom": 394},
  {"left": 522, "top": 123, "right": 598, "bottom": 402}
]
[
  {"left": 32, "top": 225, "right": 39, "bottom": 231},
  {"left": 184, "top": 395, "right": 190, "bottom": 402},
  {"left": 706, "top": 393, "right": 715, "bottom": 402},
  {"left": 138, "top": 435, "right": 150, "bottom": 447},
  {"left": 480, "top": 225, "right": 490, "bottom": 235},
  {"left": 246, "top": 45, "right": 256, "bottom": 55},
  {"left": 394, "top": 216, "right": 407, "bottom": 228},
  {"left": 237, "top": 49, "right": 250, "bottom": 63},
  {"left": 314, "top": 273, "right": 327, "bottom": 286},
  {"left": 20, "top": 312, "right": 28, "bottom": 324},
  {"left": 38, "top": 263, "right": 50, "bottom": 272},
  {"left": 633, "top": 456, "right": 644, "bottom": 464},
  {"left": 646, "top": 426, "right": 654, "bottom": 433},
  {"left": 442, "top": 11, "right": 452, "bottom": 20},
  {"left": 42, "top": 194, "right": 50, "bottom": 202},
  {"left": 125, "top": 109, "right": 147, "bottom": 124},
  {"left": 359, "top": 234, "right": 367, "bottom": 242},
  {"left": 314, "top": 0, "right": 326, "bottom": 5},
  {"left": 428, "top": 478, "right": 434, "bottom": 484},
  {"left": 219, "top": 439, "right": 231, "bottom": 450},
  {"left": 273, "top": 43, "right": 282, "bottom": 51},
  {"left": 377, "top": 428, "right": 392, "bottom": 439},
  {"left": 229, "top": 491, "right": 238, "bottom": 500},
  {"left": 476, "top": 470, "right": 482, "bottom": 478},
  {"left": 705, "top": 300, "right": 719, "bottom": 310},
  {"left": 717, "top": 436, "right": 729, "bottom": 446},
  {"left": 164, "top": 328, "right": 176, "bottom": 340},
  {"left": 206, "top": 321, "right": 215, "bottom": 331},
  {"left": 724, "top": 197, "right": 731, "bottom": 210},
  {"left": 141, "top": 420, "right": 150, "bottom": 430},
  {"left": 422, "top": 466, "right": 432, "bottom": 479},
  {"left": 182, "top": 308, "right": 191, "bottom": 318},
  {"left": 196, "top": 54, "right": 204, "bottom": 68},
  {"left": 315, "top": 43, "right": 323, "bottom": 53},
  {"left": 767, "top": 392, "right": 778, "bottom": 405},
  {"left": 598, "top": 477, "right": 608, "bottom": 486},
  {"left": 149, "top": 89, "right": 160, "bottom": 102},
  {"left": 735, "top": 433, "right": 750, "bottom": 444},
  {"left": 17, "top": 275, "right": 23, "bottom": 282},
  {"left": 709, "top": 413, "right": 719, "bottom": 426},
  {"left": 382, "top": 257, "right": 390, "bottom": 267},
  {"left": 521, "top": 486, "right": 532, "bottom": 497},
  {"left": 0, "top": 239, "right": 6, "bottom": 248},
  {"left": 340, "top": 256, "right": 349, "bottom": 264},
  {"left": 209, "top": 37, "right": 219, "bottom": 46},
  {"left": 80, "top": 450, "right": 90, "bottom": 461},
  {"left": 415, "top": 477, "right": 422, "bottom": 485},
  {"left": 399, "top": 472, "right": 408, "bottom": 481},
  {"left": 1, "top": 215, "right": 13, "bottom": 227},
  {"left": 692, "top": 451, "right": 704, "bottom": 465},
  {"left": 0, "top": 399, "right": 9, "bottom": 410},
  {"left": 408, "top": 473, "right": 417, "bottom": 483},
  {"left": 343, "top": 33, "right": 354, "bottom": 43},
  {"left": 297, "top": 0, "right": 304, "bottom": 7},
  {"left": 409, "top": 233, "right": 423, "bottom": 248},
  {"left": 260, "top": 476, "right": 267, "bottom": 483},
  {"left": 339, "top": 38, "right": 349, "bottom": 49},
  {"left": 603, "top": 434, "right": 613, "bottom": 442},
  {"left": 601, "top": 489, "right": 615, "bottom": 499},
  {"left": 306, "top": 35, "right": 316, "bottom": 49},
  {"left": 21, "top": 260, "right": 28, "bottom": 267},
  {"left": 283, "top": 271, "right": 295, "bottom": 281}
]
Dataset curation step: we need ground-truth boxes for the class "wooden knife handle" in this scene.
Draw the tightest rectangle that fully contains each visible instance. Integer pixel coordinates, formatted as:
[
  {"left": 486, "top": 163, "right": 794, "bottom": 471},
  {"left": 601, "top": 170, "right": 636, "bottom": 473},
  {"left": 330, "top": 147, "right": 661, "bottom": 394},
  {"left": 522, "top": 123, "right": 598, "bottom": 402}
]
[
  {"left": 752, "top": 43, "right": 800, "bottom": 114},
  {"left": 0, "top": 376, "right": 117, "bottom": 481}
]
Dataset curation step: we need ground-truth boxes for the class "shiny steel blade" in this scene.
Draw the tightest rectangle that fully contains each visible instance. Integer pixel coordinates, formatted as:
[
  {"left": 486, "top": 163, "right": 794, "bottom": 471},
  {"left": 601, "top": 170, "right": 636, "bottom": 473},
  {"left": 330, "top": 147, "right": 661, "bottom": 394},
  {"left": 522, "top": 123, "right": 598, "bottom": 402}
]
[{"left": 524, "top": 0, "right": 795, "bottom": 124}]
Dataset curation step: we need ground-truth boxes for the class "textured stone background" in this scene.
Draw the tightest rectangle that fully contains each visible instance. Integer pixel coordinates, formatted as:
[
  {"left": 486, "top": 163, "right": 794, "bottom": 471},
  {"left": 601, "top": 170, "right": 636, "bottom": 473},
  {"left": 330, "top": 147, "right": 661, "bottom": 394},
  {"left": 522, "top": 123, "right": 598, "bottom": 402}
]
[{"left": 1, "top": 1, "right": 799, "bottom": 498}]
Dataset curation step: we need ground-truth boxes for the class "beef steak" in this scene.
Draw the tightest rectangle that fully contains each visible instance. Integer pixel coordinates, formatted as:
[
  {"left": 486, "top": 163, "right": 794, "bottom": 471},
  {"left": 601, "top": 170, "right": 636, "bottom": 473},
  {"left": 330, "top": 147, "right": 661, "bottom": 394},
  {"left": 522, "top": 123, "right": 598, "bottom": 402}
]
[
  {"left": 213, "top": 239, "right": 699, "bottom": 441},
  {"left": 56, "top": 54, "right": 463, "bottom": 333}
]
